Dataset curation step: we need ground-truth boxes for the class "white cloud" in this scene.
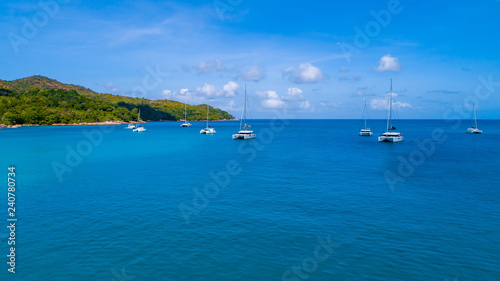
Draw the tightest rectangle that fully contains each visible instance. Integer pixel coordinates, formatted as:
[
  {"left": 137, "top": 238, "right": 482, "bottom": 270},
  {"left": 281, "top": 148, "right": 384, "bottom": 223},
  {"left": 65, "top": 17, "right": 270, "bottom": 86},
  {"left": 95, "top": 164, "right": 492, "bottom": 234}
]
[
  {"left": 197, "top": 62, "right": 210, "bottom": 72},
  {"left": 351, "top": 90, "right": 375, "bottom": 97},
  {"left": 162, "top": 89, "right": 188, "bottom": 99},
  {"left": 370, "top": 93, "right": 411, "bottom": 110},
  {"left": 257, "top": 88, "right": 312, "bottom": 111},
  {"left": 320, "top": 101, "right": 341, "bottom": 108},
  {"left": 197, "top": 83, "right": 219, "bottom": 97},
  {"left": 215, "top": 59, "right": 223, "bottom": 69},
  {"left": 241, "top": 66, "right": 264, "bottom": 81},
  {"left": 374, "top": 54, "right": 401, "bottom": 72},
  {"left": 103, "top": 81, "right": 122, "bottom": 94},
  {"left": 284, "top": 87, "right": 304, "bottom": 101},
  {"left": 163, "top": 88, "right": 211, "bottom": 105},
  {"left": 194, "top": 82, "right": 240, "bottom": 98},
  {"left": 218, "top": 100, "right": 239, "bottom": 111},
  {"left": 396, "top": 101, "right": 411, "bottom": 108},
  {"left": 194, "top": 82, "right": 241, "bottom": 98},
  {"left": 298, "top": 100, "right": 311, "bottom": 110},
  {"left": 160, "top": 83, "right": 239, "bottom": 106},
  {"left": 262, "top": 98, "right": 286, "bottom": 109},
  {"left": 162, "top": 89, "right": 176, "bottom": 99},
  {"left": 258, "top": 90, "right": 286, "bottom": 109},
  {"left": 370, "top": 98, "right": 388, "bottom": 110},
  {"left": 223, "top": 81, "right": 239, "bottom": 97},
  {"left": 284, "top": 63, "right": 324, "bottom": 83},
  {"left": 264, "top": 90, "right": 279, "bottom": 100},
  {"left": 196, "top": 59, "right": 224, "bottom": 73}
]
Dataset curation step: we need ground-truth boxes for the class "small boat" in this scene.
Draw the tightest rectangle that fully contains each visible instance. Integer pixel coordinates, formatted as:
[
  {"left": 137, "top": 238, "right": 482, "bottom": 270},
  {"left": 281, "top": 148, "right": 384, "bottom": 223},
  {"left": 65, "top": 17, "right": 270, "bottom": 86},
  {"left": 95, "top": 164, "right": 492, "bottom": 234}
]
[
  {"left": 132, "top": 109, "right": 147, "bottom": 132},
  {"left": 378, "top": 79, "right": 403, "bottom": 143},
  {"left": 378, "top": 131, "right": 403, "bottom": 142},
  {"left": 133, "top": 125, "right": 146, "bottom": 132},
  {"left": 200, "top": 105, "right": 216, "bottom": 134},
  {"left": 233, "top": 85, "right": 256, "bottom": 140},
  {"left": 125, "top": 123, "right": 136, "bottom": 129},
  {"left": 466, "top": 103, "right": 483, "bottom": 134},
  {"left": 180, "top": 100, "right": 192, "bottom": 127},
  {"left": 359, "top": 100, "right": 373, "bottom": 136}
]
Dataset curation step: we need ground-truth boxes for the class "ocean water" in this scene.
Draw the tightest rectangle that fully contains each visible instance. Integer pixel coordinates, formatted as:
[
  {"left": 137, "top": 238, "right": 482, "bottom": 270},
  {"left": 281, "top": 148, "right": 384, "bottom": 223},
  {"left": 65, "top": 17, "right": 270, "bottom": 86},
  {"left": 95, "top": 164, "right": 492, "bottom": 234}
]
[{"left": 1, "top": 119, "right": 499, "bottom": 281}]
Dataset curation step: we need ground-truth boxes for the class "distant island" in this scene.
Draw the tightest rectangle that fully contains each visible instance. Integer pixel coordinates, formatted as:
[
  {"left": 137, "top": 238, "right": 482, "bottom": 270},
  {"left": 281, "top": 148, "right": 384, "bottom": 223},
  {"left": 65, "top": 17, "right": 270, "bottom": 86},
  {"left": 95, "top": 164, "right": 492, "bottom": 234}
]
[{"left": 0, "top": 75, "right": 235, "bottom": 127}]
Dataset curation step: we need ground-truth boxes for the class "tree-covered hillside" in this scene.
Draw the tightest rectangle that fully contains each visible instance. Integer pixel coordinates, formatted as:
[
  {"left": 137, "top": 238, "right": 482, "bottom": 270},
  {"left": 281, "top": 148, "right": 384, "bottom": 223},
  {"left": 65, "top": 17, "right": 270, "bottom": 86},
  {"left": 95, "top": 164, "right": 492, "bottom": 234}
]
[{"left": 0, "top": 76, "right": 234, "bottom": 125}]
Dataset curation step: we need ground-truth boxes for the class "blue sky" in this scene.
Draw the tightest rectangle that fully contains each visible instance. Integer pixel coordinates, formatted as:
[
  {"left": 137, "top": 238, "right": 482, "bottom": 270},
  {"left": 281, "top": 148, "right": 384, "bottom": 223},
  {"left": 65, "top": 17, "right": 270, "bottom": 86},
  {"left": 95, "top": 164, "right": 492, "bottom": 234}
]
[{"left": 1, "top": 0, "right": 500, "bottom": 119}]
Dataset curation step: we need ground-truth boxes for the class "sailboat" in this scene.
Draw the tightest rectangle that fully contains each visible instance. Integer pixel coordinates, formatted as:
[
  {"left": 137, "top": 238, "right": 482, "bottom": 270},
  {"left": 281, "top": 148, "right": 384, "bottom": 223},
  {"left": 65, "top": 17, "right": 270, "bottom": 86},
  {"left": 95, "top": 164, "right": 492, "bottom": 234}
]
[
  {"left": 180, "top": 100, "right": 192, "bottom": 127},
  {"left": 233, "top": 85, "right": 256, "bottom": 140},
  {"left": 132, "top": 109, "right": 146, "bottom": 132},
  {"left": 358, "top": 99, "right": 373, "bottom": 136},
  {"left": 466, "top": 103, "right": 483, "bottom": 134},
  {"left": 200, "top": 105, "right": 216, "bottom": 134},
  {"left": 378, "top": 79, "right": 403, "bottom": 142}
]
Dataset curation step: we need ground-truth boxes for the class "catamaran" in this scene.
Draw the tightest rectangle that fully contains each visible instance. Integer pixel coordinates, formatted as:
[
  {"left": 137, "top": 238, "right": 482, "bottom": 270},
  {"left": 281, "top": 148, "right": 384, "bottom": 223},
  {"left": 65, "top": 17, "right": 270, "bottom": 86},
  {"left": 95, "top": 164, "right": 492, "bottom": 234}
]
[
  {"left": 132, "top": 109, "right": 146, "bottom": 132},
  {"left": 233, "top": 85, "right": 256, "bottom": 140},
  {"left": 200, "top": 105, "right": 216, "bottom": 134},
  {"left": 180, "top": 100, "right": 192, "bottom": 127},
  {"left": 466, "top": 103, "right": 483, "bottom": 134},
  {"left": 378, "top": 80, "right": 403, "bottom": 142},
  {"left": 359, "top": 100, "right": 373, "bottom": 136}
]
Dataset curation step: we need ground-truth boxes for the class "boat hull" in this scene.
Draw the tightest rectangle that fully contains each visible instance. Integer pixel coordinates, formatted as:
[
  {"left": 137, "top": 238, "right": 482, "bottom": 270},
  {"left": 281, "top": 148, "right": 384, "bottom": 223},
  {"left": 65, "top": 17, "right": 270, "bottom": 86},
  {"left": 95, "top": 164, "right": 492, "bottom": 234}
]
[
  {"left": 200, "top": 128, "right": 216, "bottom": 134},
  {"left": 232, "top": 133, "right": 256, "bottom": 140},
  {"left": 466, "top": 128, "right": 483, "bottom": 134},
  {"left": 378, "top": 132, "right": 403, "bottom": 142},
  {"left": 378, "top": 135, "right": 403, "bottom": 142},
  {"left": 359, "top": 131, "right": 373, "bottom": 136}
]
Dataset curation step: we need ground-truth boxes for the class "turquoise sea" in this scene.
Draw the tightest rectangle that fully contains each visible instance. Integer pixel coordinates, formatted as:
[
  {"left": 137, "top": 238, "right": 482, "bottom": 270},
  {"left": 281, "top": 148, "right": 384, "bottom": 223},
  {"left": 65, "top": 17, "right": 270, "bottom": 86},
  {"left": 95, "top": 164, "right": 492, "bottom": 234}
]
[{"left": 1, "top": 119, "right": 499, "bottom": 281}]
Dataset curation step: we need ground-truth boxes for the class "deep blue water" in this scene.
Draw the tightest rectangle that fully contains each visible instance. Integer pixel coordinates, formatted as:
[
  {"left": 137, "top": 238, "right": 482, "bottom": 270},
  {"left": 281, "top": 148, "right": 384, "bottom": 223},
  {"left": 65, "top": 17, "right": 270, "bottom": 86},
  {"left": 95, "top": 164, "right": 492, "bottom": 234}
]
[{"left": 1, "top": 119, "right": 499, "bottom": 281}]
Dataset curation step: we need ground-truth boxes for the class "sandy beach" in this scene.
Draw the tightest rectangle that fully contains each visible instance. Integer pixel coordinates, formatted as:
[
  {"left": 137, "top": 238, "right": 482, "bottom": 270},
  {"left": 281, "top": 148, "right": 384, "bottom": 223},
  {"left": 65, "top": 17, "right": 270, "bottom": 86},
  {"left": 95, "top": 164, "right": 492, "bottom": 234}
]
[{"left": 0, "top": 119, "right": 238, "bottom": 129}]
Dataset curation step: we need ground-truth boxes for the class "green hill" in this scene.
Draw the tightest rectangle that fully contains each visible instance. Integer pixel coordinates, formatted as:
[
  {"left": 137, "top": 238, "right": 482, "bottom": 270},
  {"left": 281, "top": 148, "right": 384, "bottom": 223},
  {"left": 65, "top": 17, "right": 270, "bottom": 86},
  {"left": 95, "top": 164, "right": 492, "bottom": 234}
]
[{"left": 0, "top": 75, "right": 235, "bottom": 126}]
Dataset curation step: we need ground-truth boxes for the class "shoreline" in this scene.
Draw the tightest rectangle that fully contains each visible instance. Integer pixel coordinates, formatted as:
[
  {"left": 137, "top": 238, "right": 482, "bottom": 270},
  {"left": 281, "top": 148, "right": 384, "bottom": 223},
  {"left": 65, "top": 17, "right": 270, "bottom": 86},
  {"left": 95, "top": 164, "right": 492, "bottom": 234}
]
[{"left": 0, "top": 119, "right": 239, "bottom": 128}]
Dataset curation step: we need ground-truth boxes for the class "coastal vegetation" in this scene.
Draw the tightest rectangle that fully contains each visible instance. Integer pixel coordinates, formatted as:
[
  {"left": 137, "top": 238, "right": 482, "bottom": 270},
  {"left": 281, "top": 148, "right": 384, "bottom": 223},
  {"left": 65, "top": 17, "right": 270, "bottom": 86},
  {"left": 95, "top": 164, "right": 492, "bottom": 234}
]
[{"left": 0, "top": 76, "right": 234, "bottom": 125}]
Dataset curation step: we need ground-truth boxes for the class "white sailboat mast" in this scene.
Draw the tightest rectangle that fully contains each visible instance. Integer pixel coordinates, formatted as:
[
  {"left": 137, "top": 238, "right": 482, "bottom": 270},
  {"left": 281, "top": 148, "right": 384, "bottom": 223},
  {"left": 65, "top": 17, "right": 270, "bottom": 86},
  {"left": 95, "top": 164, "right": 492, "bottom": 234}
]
[
  {"left": 206, "top": 105, "right": 209, "bottom": 128},
  {"left": 364, "top": 99, "right": 367, "bottom": 129},
  {"left": 473, "top": 103, "right": 478, "bottom": 128},
  {"left": 387, "top": 79, "right": 393, "bottom": 131},
  {"left": 239, "top": 84, "right": 247, "bottom": 131}
]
